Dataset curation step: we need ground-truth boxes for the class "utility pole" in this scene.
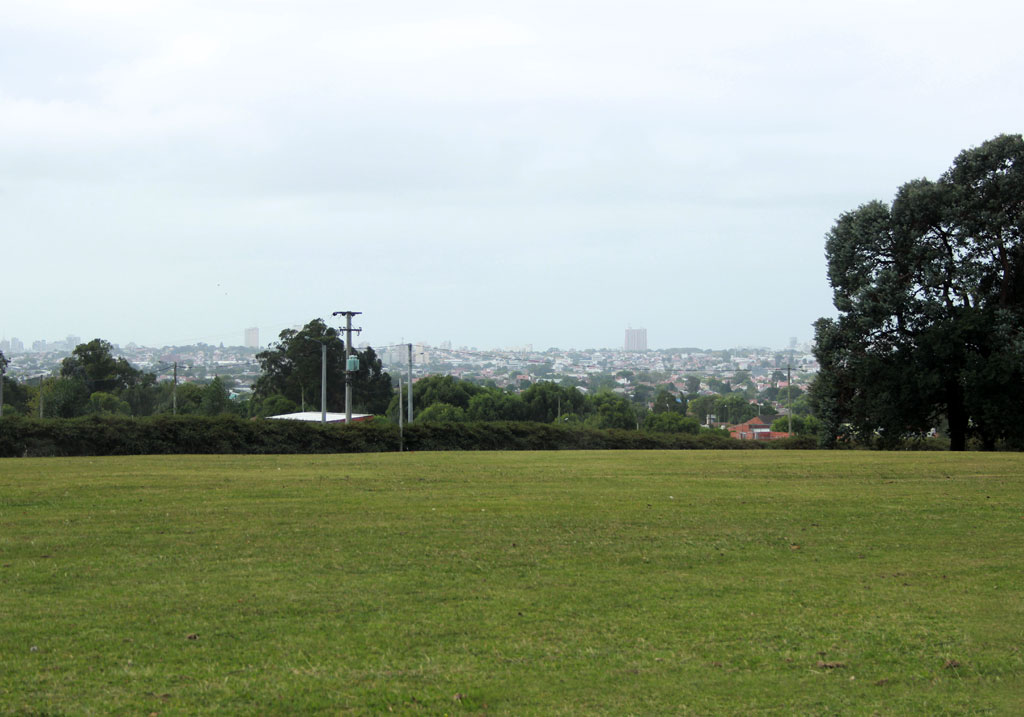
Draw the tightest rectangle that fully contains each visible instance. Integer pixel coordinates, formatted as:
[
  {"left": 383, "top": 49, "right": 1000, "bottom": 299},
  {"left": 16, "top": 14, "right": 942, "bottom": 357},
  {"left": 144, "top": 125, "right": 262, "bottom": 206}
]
[
  {"left": 320, "top": 342, "right": 327, "bottom": 424},
  {"left": 787, "top": 360, "right": 793, "bottom": 435},
  {"left": 407, "top": 343, "right": 413, "bottom": 423},
  {"left": 332, "top": 311, "right": 362, "bottom": 424},
  {"left": 397, "top": 375, "right": 404, "bottom": 452},
  {"left": 172, "top": 361, "right": 178, "bottom": 415}
]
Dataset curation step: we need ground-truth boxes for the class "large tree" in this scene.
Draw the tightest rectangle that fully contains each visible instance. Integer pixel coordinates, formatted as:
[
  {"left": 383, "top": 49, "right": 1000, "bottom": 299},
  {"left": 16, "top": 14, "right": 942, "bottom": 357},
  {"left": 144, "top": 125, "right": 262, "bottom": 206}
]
[
  {"left": 58, "top": 339, "right": 158, "bottom": 416},
  {"left": 811, "top": 135, "right": 1024, "bottom": 450},
  {"left": 253, "top": 319, "right": 393, "bottom": 415},
  {"left": 651, "top": 386, "right": 686, "bottom": 414},
  {"left": 0, "top": 349, "right": 8, "bottom": 416}
]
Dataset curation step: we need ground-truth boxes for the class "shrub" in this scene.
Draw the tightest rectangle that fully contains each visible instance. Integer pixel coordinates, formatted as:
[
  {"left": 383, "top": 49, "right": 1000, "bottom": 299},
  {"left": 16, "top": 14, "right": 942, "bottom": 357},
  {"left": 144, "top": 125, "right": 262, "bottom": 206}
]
[{"left": 0, "top": 416, "right": 776, "bottom": 457}]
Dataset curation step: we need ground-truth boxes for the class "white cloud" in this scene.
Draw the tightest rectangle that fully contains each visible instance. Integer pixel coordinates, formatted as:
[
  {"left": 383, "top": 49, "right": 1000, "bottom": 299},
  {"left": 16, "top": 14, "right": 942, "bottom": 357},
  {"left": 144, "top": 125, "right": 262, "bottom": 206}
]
[{"left": 2, "top": 0, "right": 1023, "bottom": 348}]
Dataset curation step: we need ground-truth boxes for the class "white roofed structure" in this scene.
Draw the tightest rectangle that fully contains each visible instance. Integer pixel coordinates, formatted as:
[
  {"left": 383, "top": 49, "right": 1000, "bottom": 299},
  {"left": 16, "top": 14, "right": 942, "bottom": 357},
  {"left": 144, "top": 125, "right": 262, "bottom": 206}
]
[{"left": 266, "top": 412, "right": 373, "bottom": 423}]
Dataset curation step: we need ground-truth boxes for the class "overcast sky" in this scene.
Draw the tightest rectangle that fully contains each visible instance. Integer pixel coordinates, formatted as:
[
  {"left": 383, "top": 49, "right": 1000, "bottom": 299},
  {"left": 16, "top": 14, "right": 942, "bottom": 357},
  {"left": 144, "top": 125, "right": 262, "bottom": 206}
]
[{"left": 2, "top": 0, "right": 1022, "bottom": 352}]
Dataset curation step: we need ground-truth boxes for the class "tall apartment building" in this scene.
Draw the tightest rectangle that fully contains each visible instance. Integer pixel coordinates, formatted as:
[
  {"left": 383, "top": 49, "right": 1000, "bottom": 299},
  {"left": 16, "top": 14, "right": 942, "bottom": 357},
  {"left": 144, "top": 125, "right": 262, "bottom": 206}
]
[
  {"left": 244, "top": 326, "right": 260, "bottom": 349},
  {"left": 625, "top": 328, "right": 647, "bottom": 352}
]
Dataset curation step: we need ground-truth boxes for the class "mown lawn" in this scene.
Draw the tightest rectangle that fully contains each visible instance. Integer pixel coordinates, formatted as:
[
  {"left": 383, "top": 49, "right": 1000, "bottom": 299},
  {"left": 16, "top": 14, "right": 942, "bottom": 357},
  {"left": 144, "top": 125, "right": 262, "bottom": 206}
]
[{"left": 1, "top": 450, "right": 1022, "bottom": 715}]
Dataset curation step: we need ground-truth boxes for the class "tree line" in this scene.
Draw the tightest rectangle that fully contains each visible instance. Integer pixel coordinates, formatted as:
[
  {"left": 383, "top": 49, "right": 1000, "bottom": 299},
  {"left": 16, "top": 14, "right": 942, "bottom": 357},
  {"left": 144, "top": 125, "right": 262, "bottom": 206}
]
[
  {"left": 376, "top": 373, "right": 813, "bottom": 436},
  {"left": 0, "top": 321, "right": 396, "bottom": 421},
  {"left": 0, "top": 339, "right": 239, "bottom": 419},
  {"left": 1, "top": 326, "right": 810, "bottom": 438}
]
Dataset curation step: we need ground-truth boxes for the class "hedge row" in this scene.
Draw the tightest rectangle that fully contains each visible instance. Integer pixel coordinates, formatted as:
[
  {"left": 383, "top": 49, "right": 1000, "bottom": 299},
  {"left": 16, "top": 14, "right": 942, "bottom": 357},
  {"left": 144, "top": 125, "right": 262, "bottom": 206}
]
[{"left": 0, "top": 415, "right": 808, "bottom": 457}]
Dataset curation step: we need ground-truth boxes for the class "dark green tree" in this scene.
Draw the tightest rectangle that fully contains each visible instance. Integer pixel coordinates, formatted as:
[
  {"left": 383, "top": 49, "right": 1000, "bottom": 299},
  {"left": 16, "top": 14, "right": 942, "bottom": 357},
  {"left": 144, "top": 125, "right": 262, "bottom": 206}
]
[
  {"left": 60, "top": 339, "right": 157, "bottom": 415},
  {"left": 771, "top": 414, "right": 821, "bottom": 437},
  {"left": 707, "top": 377, "right": 731, "bottom": 394},
  {"left": 253, "top": 394, "right": 299, "bottom": 418},
  {"left": 174, "top": 383, "right": 206, "bottom": 415},
  {"left": 88, "top": 391, "right": 132, "bottom": 416},
  {"left": 1, "top": 373, "right": 28, "bottom": 416},
  {"left": 812, "top": 135, "right": 1024, "bottom": 450},
  {"left": 631, "top": 384, "right": 656, "bottom": 407},
  {"left": 37, "top": 378, "right": 90, "bottom": 418},
  {"left": 0, "top": 350, "right": 7, "bottom": 416},
  {"left": 714, "top": 394, "right": 758, "bottom": 425},
  {"left": 520, "top": 381, "right": 587, "bottom": 423},
  {"left": 201, "top": 376, "right": 233, "bottom": 416},
  {"left": 644, "top": 412, "right": 700, "bottom": 434},
  {"left": 466, "top": 389, "right": 527, "bottom": 422},
  {"left": 584, "top": 391, "right": 637, "bottom": 430},
  {"left": 687, "top": 394, "right": 718, "bottom": 424},
  {"left": 416, "top": 402, "right": 467, "bottom": 423},
  {"left": 410, "top": 374, "right": 482, "bottom": 411},
  {"left": 120, "top": 373, "right": 159, "bottom": 416},
  {"left": 349, "top": 347, "right": 393, "bottom": 414},
  {"left": 253, "top": 319, "right": 393, "bottom": 415},
  {"left": 61, "top": 339, "right": 144, "bottom": 394},
  {"left": 651, "top": 387, "right": 686, "bottom": 414}
]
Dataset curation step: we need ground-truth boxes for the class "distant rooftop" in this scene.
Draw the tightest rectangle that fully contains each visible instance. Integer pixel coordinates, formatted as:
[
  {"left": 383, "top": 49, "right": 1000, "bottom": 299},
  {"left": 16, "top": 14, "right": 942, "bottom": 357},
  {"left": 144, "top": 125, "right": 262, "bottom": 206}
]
[{"left": 266, "top": 412, "right": 373, "bottom": 423}]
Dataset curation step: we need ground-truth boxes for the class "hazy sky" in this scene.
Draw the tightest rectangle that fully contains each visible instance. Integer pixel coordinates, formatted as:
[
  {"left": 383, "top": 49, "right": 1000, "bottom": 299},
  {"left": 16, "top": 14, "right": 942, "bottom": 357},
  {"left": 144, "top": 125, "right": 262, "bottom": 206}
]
[{"left": 2, "top": 1, "right": 1022, "bottom": 351}]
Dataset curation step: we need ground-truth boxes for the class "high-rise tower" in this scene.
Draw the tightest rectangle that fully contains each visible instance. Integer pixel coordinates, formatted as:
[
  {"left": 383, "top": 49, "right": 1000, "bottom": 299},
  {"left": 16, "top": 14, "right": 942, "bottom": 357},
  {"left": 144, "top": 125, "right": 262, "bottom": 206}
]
[
  {"left": 244, "top": 327, "right": 260, "bottom": 349},
  {"left": 625, "top": 328, "right": 647, "bottom": 352}
]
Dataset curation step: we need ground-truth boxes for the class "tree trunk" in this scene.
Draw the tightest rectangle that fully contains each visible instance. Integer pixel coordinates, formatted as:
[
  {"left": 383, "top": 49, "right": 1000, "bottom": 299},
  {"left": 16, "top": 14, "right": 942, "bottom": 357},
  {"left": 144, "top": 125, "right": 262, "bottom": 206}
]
[{"left": 946, "top": 382, "right": 968, "bottom": 452}]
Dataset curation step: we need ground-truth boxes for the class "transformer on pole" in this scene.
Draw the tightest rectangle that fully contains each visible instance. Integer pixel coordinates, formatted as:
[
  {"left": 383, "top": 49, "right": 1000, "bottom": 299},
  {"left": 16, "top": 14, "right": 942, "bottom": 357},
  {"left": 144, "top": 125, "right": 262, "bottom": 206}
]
[{"left": 332, "top": 311, "right": 362, "bottom": 424}]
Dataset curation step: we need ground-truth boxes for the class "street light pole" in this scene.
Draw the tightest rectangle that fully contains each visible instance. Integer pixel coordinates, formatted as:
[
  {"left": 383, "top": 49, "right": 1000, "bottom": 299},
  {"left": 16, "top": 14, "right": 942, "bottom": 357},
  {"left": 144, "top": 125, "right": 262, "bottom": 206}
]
[
  {"left": 320, "top": 342, "right": 327, "bottom": 424},
  {"left": 303, "top": 337, "right": 329, "bottom": 424}
]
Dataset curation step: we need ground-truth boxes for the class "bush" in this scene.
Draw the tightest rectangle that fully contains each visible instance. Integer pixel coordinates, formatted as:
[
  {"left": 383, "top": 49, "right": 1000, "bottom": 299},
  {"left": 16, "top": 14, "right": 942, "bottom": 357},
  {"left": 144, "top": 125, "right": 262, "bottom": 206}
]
[{"left": 0, "top": 416, "right": 776, "bottom": 457}]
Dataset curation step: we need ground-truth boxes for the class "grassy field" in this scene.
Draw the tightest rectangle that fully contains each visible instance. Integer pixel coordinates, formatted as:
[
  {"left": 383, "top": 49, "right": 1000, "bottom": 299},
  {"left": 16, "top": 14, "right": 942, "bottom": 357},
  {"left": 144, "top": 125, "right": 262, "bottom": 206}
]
[{"left": 1, "top": 450, "right": 1022, "bottom": 715}]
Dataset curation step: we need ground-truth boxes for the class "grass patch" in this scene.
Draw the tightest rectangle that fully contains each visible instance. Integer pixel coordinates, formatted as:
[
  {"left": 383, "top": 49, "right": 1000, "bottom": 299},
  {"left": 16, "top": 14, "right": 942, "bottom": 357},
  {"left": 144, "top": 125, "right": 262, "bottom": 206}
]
[{"left": 1, "top": 451, "right": 1022, "bottom": 714}]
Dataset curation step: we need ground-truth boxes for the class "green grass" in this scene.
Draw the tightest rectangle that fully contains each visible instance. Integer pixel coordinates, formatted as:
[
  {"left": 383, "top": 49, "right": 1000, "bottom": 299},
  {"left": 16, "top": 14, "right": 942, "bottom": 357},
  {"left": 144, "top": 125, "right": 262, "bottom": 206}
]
[{"left": 1, "top": 451, "right": 1022, "bottom": 715}]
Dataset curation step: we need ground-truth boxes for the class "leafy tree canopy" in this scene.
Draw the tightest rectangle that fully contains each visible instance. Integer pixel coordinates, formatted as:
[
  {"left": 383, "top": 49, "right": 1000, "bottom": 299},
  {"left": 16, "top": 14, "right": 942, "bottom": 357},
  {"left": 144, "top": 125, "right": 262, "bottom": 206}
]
[
  {"left": 771, "top": 414, "right": 821, "bottom": 437},
  {"left": 36, "top": 378, "right": 90, "bottom": 418},
  {"left": 644, "top": 412, "right": 700, "bottom": 434},
  {"left": 254, "top": 319, "right": 393, "bottom": 415},
  {"left": 416, "top": 402, "right": 467, "bottom": 423},
  {"left": 651, "top": 387, "right": 686, "bottom": 414},
  {"left": 61, "top": 339, "right": 148, "bottom": 395},
  {"left": 811, "top": 134, "right": 1024, "bottom": 449},
  {"left": 88, "top": 391, "right": 132, "bottom": 416},
  {"left": 201, "top": 376, "right": 233, "bottom": 416}
]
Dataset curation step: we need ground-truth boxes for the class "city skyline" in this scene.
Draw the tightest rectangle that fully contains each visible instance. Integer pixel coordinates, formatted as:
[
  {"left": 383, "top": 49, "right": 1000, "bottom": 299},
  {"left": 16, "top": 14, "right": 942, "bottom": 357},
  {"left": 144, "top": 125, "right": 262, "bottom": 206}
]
[{"left": 1, "top": 323, "right": 811, "bottom": 355}]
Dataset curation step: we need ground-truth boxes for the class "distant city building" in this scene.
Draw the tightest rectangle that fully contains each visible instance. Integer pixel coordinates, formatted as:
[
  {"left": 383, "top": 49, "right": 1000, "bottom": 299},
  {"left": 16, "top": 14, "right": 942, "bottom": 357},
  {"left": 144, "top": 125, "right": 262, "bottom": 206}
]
[
  {"left": 624, "top": 328, "right": 647, "bottom": 352},
  {"left": 244, "top": 327, "right": 260, "bottom": 349},
  {"left": 66, "top": 335, "right": 81, "bottom": 350},
  {"left": 9, "top": 337, "right": 23, "bottom": 353}
]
